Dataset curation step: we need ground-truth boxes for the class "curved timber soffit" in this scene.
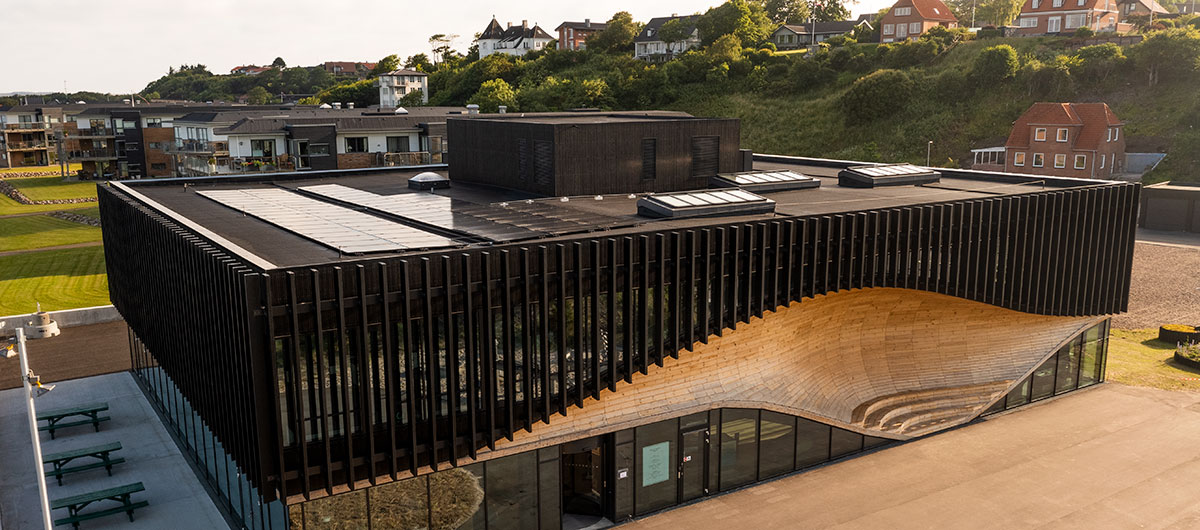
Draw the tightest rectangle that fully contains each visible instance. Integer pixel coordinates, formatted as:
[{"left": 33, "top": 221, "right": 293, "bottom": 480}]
[{"left": 469, "top": 287, "right": 1103, "bottom": 464}]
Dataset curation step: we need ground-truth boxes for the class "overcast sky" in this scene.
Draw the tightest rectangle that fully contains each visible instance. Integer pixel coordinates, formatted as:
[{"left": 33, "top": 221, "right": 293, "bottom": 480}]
[{"left": 4, "top": 0, "right": 891, "bottom": 95}]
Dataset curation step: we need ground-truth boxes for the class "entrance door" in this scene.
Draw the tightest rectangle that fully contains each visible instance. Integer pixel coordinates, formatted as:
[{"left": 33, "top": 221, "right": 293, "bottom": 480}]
[
  {"left": 562, "top": 437, "right": 610, "bottom": 530},
  {"left": 678, "top": 427, "right": 708, "bottom": 502}
]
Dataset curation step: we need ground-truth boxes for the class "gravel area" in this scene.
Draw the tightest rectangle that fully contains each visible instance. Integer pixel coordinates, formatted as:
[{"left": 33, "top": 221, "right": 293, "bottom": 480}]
[{"left": 1114, "top": 242, "right": 1200, "bottom": 329}]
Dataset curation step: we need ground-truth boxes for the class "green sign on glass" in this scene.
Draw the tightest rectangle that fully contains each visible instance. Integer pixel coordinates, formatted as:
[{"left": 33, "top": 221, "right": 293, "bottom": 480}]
[{"left": 641, "top": 441, "right": 670, "bottom": 487}]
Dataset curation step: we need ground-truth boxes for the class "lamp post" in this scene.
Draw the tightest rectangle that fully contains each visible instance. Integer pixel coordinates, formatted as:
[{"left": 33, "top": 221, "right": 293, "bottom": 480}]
[
  {"left": 4, "top": 324, "right": 54, "bottom": 530},
  {"left": 926, "top": 140, "right": 933, "bottom": 167}
]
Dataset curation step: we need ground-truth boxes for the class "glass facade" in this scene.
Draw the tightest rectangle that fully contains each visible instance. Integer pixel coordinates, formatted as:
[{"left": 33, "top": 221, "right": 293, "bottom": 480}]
[
  {"left": 286, "top": 407, "right": 892, "bottom": 529},
  {"left": 130, "top": 337, "right": 288, "bottom": 530},
  {"left": 985, "top": 319, "right": 1109, "bottom": 416}
]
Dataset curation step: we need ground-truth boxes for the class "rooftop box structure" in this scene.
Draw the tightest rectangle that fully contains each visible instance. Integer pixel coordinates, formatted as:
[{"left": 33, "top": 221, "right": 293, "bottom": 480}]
[
  {"left": 838, "top": 164, "right": 941, "bottom": 188},
  {"left": 447, "top": 112, "right": 742, "bottom": 196},
  {"left": 711, "top": 169, "right": 821, "bottom": 192}
]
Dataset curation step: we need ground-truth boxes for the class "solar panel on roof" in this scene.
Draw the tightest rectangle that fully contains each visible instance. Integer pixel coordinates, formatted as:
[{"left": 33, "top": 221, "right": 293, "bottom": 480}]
[{"left": 198, "top": 188, "right": 455, "bottom": 254}]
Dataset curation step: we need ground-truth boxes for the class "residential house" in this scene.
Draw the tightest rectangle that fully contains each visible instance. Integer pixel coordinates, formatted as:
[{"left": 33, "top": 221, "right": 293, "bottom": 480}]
[
  {"left": 230, "top": 65, "right": 272, "bottom": 75},
  {"left": 994, "top": 102, "right": 1126, "bottom": 178},
  {"left": 771, "top": 19, "right": 874, "bottom": 50},
  {"left": 322, "top": 61, "right": 378, "bottom": 78},
  {"left": 879, "top": 0, "right": 958, "bottom": 42},
  {"left": 634, "top": 15, "right": 701, "bottom": 61},
  {"left": 556, "top": 19, "right": 608, "bottom": 50},
  {"left": 378, "top": 69, "right": 429, "bottom": 107},
  {"left": 476, "top": 18, "right": 554, "bottom": 58},
  {"left": 1014, "top": 0, "right": 1121, "bottom": 34},
  {"left": 1117, "top": 0, "right": 1170, "bottom": 19}
]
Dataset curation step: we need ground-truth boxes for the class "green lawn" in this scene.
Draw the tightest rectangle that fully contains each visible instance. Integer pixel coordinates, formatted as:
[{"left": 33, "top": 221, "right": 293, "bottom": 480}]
[
  {"left": 72, "top": 206, "right": 102, "bottom": 221},
  {"left": 0, "top": 246, "right": 109, "bottom": 315},
  {"left": 0, "top": 194, "right": 94, "bottom": 216},
  {"left": 1105, "top": 329, "right": 1200, "bottom": 392},
  {"left": 0, "top": 163, "right": 81, "bottom": 175},
  {"left": 8, "top": 176, "right": 98, "bottom": 202},
  {"left": 0, "top": 215, "right": 102, "bottom": 252}
]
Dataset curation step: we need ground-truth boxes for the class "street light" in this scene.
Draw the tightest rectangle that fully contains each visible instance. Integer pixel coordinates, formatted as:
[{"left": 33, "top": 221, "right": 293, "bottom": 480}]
[{"left": 3, "top": 321, "right": 55, "bottom": 530}]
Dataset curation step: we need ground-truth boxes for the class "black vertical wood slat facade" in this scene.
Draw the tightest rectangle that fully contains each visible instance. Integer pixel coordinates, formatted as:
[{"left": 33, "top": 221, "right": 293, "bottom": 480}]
[{"left": 101, "top": 179, "right": 1139, "bottom": 506}]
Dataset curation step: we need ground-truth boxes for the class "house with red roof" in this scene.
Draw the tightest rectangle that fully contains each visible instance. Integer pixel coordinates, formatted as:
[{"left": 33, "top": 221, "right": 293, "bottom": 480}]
[
  {"left": 987, "top": 102, "right": 1126, "bottom": 179},
  {"left": 1014, "top": 0, "right": 1122, "bottom": 35},
  {"left": 879, "top": 0, "right": 958, "bottom": 43}
]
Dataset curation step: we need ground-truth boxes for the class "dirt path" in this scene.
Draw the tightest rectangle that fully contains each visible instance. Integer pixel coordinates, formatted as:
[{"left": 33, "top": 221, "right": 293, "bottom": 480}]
[{"left": 0, "top": 240, "right": 102, "bottom": 258}]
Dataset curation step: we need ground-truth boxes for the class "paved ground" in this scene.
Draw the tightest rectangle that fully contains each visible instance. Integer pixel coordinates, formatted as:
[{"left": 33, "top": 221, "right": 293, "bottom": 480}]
[
  {"left": 0, "top": 372, "right": 226, "bottom": 530},
  {"left": 0, "top": 321, "right": 130, "bottom": 391},
  {"left": 627, "top": 383, "right": 1200, "bottom": 530},
  {"left": 1116, "top": 241, "right": 1200, "bottom": 329}
]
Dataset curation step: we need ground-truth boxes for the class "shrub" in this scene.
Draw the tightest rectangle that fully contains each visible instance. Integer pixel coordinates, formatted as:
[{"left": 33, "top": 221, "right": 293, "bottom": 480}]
[
  {"left": 1072, "top": 43, "right": 1126, "bottom": 84},
  {"left": 838, "top": 69, "right": 913, "bottom": 123},
  {"left": 468, "top": 78, "right": 517, "bottom": 112},
  {"left": 788, "top": 59, "right": 837, "bottom": 91},
  {"left": 760, "top": 41, "right": 777, "bottom": 52},
  {"left": 972, "top": 44, "right": 1019, "bottom": 84},
  {"left": 1073, "top": 26, "right": 1095, "bottom": 39}
]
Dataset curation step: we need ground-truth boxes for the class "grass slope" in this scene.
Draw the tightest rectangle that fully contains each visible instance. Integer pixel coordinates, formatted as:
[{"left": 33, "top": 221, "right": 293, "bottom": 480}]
[
  {"left": 0, "top": 215, "right": 102, "bottom": 252},
  {"left": 0, "top": 246, "right": 109, "bottom": 315},
  {"left": 8, "top": 176, "right": 98, "bottom": 202}
]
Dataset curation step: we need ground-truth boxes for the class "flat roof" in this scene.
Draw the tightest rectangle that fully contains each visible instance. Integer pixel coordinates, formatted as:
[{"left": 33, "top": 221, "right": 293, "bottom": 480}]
[{"left": 109, "top": 156, "right": 1123, "bottom": 270}]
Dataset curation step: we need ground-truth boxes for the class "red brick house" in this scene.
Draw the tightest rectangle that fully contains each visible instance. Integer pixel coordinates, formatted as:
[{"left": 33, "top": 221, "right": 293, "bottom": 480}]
[
  {"left": 1002, "top": 102, "right": 1126, "bottom": 179},
  {"left": 1014, "top": 0, "right": 1122, "bottom": 34},
  {"left": 555, "top": 19, "right": 607, "bottom": 50},
  {"left": 879, "top": 0, "right": 958, "bottom": 43}
]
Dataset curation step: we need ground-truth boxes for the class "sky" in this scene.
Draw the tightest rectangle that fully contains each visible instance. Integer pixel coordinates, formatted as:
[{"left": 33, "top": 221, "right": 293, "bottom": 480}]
[{"left": 3, "top": 0, "right": 893, "bottom": 95}]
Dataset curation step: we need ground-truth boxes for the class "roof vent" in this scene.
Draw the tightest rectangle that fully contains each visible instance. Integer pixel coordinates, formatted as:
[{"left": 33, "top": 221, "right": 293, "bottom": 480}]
[
  {"left": 319, "top": 103, "right": 332, "bottom": 109},
  {"left": 466, "top": 104, "right": 480, "bottom": 115},
  {"left": 638, "top": 189, "right": 775, "bottom": 219},
  {"left": 394, "top": 106, "right": 409, "bottom": 115},
  {"left": 838, "top": 164, "right": 940, "bottom": 188},
  {"left": 409, "top": 172, "right": 451, "bottom": 190},
  {"left": 712, "top": 169, "right": 820, "bottom": 193}
]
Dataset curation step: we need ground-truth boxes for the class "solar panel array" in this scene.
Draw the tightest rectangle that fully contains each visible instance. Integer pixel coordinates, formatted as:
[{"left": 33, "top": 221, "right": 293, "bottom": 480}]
[
  {"left": 298, "top": 184, "right": 633, "bottom": 242},
  {"left": 198, "top": 188, "right": 455, "bottom": 253},
  {"left": 638, "top": 189, "right": 775, "bottom": 219}
]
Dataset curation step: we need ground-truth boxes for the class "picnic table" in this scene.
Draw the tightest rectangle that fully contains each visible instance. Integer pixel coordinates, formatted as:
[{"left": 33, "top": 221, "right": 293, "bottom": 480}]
[
  {"left": 43, "top": 442, "right": 125, "bottom": 486},
  {"left": 37, "top": 402, "right": 110, "bottom": 439},
  {"left": 51, "top": 482, "right": 148, "bottom": 529}
]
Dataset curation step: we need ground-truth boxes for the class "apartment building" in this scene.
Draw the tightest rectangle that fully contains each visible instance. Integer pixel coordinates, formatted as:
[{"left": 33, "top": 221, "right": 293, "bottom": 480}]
[
  {"left": 378, "top": 69, "right": 430, "bottom": 107},
  {"left": 556, "top": 19, "right": 608, "bottom": 50}
]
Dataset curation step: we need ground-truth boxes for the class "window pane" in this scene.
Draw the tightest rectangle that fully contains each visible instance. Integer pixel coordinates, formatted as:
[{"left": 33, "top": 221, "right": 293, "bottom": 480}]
[
  {"left": 431, "top": 464, "right": 486, "bottom": 530},
  {"left": 863, "top": 436, "right": 891, "bottom": 449},
  {"left": 369, "top": 476, "right": 429, "bottom": 530},
  {"left": 830, "top": 428, "right": 863, "bottom": 459},
  {"left": 635, "top": 418, "right": 678, "bottom": 514},
  {"left": 486, "top": 452, "right": 539, "bottom": 530},
  {"left": 758, "top": 411, "right": 795, "bottom": 479},
  {"left": 1055, "top": 342, "right": 1080, "bottom": 394},
  {"left": 719, "top": 409, "right": 758, "bottom": 491},
  {"left": 1030, "top": 355, "right": 1057, "bottom": 401},
  {"left": 1006, "top": 378, "right": 1031, "bottom": 409},
  {"left": 794, "top": 417, "right": 830, "bottom": 468},
  {"left": 304, "top": 489, "right": 368, "bottom": 529}
]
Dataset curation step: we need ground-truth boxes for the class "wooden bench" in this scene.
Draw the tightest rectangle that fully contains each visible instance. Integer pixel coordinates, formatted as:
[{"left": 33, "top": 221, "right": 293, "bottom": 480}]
[
  {"left": 51, "top": 482, "right": 148, "bottom": 529},
  {"left": 43, "top": 442, "right": 125, "bottom": 486},
  {"left": 37, "top": 402, "right": 110, "bottom": 440}
]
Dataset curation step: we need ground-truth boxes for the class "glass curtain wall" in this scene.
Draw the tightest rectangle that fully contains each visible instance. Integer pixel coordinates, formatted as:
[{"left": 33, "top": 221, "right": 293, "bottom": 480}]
[
  {"left": 130, "top": 336, "right": 288, "bottom": 530},
  {"left": 984, "top": 319, "right": 1109, "bottom": 415}
]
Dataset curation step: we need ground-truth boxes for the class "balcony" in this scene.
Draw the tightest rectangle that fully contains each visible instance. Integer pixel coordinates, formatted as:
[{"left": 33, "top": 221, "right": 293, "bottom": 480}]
[
  {"left": 376, "top": 151, "right": 434, "bottom": 166},
  {"left": 6, "top": 141, "right": 49, "bottom": 150},
  {"left": 67, "top": 148, "right": 118, "bottom": 161},
  {"left": 68, "top": 128, "right": 117, "bottom": 139},
  {"left": 167, "top": 139, "right": 229, "bottom": 155},
  {"left": 4, "top": 122, "right": 51, "bottom": 132}
]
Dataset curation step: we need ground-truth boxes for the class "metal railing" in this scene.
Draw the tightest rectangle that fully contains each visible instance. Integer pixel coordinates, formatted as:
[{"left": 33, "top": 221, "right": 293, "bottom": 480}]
[
  {"left": 67, "top": 148, "right": 118, "bottom": 160},
  {"left": 6, "top": 141, "right": 48, "bottom": 150},
  {"left": 376, "top": 151, "right": 433, "bottom": 166},
  {"left": 4, "top": 122, "right": 51, "bottom": 131},
  {"left": 67, "top": 128, "right": 116, "bottom": 138},
  {"left": 167, "top": 139, "right": 229, "bottom": 154}
]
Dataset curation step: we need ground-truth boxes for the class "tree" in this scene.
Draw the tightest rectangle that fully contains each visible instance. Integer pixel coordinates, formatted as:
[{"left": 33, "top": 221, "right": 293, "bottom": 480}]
[
  {"left": 811, "top": 0, "right": 852, "bottom": 22},
  {"left": 405, "top": 53, "right": 433, "bottom": 72},
  {"left": 1072, "top": 43, "right": 1125, "bottom": 83},
  {"left": 587, "top": 11, "right": 642, "bottom": 52},
  {"left": 271, "top": 57, "right": 286, "bottom": 68},
  {"left": 755, "top": 0, "right": 810, "bottom": 23},
  {"left": 371, "top": 54, "right": 401, "bottom": 76},
  {"left": 469, "top": 78, "right": 517, "bottom": 112},
  {"left": 972, "top": 44, "right": 1019, "bottom": 84},
  {"left": 397, "top": 90, "right": 426, "bottom": 107},
  {"left": 658, "top": 18, "right": 697, "bottom": 45},
  {"left": 975, "top": 0, "right": 1023, "bottom": 26},
  {"left": 708, "top": 34, "right": 745, "bottom": 64},
  {"left": 245, "top": 86, "right": 272, "bottom": 105},
  {"left": 1127, "top": 28, "right": 1200, "bottom": 86},
  {"left": 696, "top": 0, "right": 774, "bottom": 46},
  {"left": 316, "top": 79, "right": 378, "bottom": 108},
  {"left": 430, "top": 34, "right": 458, "bottom": 63},
  {"left": 838, "top": 69, "right": 914, "bottom": 123}
]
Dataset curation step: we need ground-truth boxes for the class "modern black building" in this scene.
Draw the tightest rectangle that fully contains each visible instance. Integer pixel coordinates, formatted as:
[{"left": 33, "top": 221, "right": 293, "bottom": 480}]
[{"left": 98, "top": 114, "right": 1138, "bottom": 530}]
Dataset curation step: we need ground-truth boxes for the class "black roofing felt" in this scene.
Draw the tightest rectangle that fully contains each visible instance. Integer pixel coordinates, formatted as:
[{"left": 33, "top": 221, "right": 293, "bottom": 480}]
[{"left": 113, "top": 157, "right": 1110, "bottom": 270}]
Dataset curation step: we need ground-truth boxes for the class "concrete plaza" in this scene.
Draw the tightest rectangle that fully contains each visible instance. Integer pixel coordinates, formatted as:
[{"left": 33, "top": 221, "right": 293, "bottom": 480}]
[
  {"left": 627, "top": 383, "right": 1200, "bottom": 530},
  {"left": 0, "top": 372, "right": 226, "bottom": 529}
]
